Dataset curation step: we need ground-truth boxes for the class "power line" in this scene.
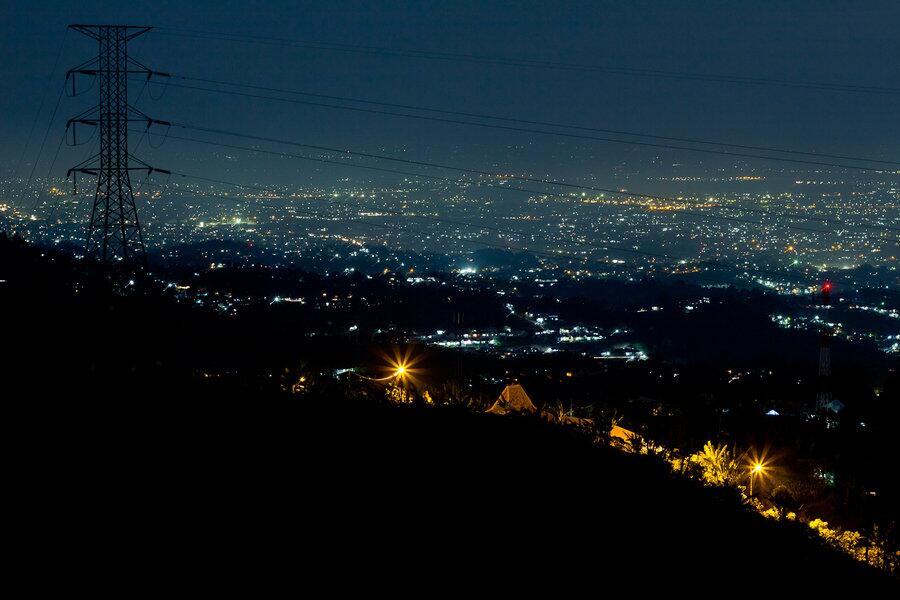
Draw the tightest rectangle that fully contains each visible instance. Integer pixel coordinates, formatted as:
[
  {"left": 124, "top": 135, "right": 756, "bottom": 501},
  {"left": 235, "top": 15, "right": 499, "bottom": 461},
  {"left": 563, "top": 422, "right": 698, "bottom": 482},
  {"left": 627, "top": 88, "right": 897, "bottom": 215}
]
[
  {"left": 167, "top": 73, "right": 900, "bottom": 167},
  {"left": 8, "top": 28, "right": 69, "bottom": 198},
  {"left": 43, "top": 134, "right": 100, "bottom": 237},
  {"left": 16, "top": 81, "right": 67, "bottom": 228},
  {"left": 154, "top": 27, "right": 900, "bottom": 96},
  {"left": 29, "top": 129, "right": 67, "bottom": 217},
  {"left": 160, "top": 122, "right": 900, "bottom": 242},
  {"left": 149, "top": 129, "right": 900, "bottom": 244},
  {"left": 152, "top": 79, "right": 891, "bottom": 172}
]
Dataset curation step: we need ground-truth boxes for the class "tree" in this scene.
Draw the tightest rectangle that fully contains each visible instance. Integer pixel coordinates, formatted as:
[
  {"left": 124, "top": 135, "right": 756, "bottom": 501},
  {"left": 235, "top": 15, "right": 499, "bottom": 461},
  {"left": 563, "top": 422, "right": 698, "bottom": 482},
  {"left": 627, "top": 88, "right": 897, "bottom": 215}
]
[
  {"left": 692, "top": 441, "right": 742, "bottom": 487},
  {"left": 591, "top": 405, "right": 623, "bottom": 446},
  {"left": 431, "top": 380, "right": 485, "bottom": 410},
  {"left": 770, "top": 485, "right": 800, "bottom": 521}
]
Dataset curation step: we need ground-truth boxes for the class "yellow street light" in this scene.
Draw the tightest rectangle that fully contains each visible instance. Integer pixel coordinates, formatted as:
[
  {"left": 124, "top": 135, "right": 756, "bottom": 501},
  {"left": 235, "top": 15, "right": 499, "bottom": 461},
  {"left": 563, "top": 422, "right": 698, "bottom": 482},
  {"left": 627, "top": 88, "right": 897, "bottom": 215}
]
[
  {"left": 376, "top": 347, "right": 424, "bottom": 403},
  {"left": 749, "top": 463, "right": 765, "bottom": 497}
]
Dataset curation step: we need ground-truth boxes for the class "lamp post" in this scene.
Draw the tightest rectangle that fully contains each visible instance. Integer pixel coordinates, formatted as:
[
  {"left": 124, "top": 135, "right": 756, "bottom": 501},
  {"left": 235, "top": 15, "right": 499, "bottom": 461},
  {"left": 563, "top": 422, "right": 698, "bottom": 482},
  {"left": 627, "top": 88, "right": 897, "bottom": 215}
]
[
  {"left": 749, "top": 463, "right": 764, "bottom": 497},
  {"left": 394, "top": 365, "right": 409, "bottom": 402}
]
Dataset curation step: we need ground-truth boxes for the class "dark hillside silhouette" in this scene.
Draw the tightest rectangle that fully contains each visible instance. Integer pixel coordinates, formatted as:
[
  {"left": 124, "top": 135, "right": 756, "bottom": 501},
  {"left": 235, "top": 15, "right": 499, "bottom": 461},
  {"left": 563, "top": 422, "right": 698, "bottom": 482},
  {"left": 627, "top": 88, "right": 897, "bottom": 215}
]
[{"left": 2, "top": 235, "right": 896, "bottom": 592}]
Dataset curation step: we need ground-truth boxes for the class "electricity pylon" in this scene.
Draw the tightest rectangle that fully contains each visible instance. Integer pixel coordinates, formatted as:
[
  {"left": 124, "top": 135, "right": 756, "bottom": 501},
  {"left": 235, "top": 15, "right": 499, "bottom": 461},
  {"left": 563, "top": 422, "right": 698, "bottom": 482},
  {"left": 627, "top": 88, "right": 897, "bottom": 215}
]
[
  {"left": 66, "top": 25, "right": 169, "bottom": 266},
  {"left": 816, "top": 281, "right": 833, "bottom": 413}
]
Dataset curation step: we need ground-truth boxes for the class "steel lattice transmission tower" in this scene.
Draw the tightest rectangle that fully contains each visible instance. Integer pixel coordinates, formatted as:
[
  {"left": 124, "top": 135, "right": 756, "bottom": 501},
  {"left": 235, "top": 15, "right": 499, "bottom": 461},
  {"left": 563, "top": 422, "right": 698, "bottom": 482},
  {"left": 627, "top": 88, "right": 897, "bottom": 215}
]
[{"left": 66, "top": 25, "right": 168, "bottom": 266}]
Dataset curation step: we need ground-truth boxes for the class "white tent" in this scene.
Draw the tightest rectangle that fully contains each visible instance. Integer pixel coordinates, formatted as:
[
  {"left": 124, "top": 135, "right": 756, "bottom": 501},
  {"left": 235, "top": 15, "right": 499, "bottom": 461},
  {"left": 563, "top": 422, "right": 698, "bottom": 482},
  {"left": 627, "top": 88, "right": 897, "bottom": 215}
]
[{"left": 486, "top": 383, "right": 538, "bottom": 415}]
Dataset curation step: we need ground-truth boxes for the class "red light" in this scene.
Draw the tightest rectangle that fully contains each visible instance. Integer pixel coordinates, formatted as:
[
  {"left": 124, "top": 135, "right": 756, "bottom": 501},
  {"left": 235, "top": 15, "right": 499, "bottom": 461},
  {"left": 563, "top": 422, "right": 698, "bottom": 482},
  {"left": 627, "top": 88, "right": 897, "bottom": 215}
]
[{"left": 822, "top": 282, "right": 832, "bottom": 293}]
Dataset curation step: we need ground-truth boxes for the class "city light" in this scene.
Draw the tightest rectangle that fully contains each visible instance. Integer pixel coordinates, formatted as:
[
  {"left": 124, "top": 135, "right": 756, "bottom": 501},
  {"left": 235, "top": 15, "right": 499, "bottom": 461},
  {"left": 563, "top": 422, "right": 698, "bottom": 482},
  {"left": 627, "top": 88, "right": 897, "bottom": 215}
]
[
  {"left": 377, "top": 346, "right": 424, "bottom": 388},
  {"left": 746, "top": 451, "right": 772, "bottom": 498}
]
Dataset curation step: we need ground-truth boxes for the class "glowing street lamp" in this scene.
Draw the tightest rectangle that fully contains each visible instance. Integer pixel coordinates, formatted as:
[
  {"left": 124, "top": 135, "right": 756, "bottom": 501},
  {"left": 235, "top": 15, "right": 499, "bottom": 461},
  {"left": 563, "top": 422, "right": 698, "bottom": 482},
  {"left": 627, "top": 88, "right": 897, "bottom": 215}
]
[
  {"left": 374, "top": 347, "right": 425, "bottom": 403},
  {"left": 393, "top": 363, "right": 410, "bottom": 401},
  {"left": 749, "top": 463, "right": 765, "bottom": 497}
]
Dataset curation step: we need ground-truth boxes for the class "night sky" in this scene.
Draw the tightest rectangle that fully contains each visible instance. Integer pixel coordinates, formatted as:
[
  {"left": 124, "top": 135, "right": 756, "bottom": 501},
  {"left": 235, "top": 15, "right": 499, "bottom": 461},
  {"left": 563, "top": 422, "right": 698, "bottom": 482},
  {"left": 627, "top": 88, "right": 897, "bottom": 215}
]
[{"left": 2, "top": 0, "right": 898, "bottom": 189}]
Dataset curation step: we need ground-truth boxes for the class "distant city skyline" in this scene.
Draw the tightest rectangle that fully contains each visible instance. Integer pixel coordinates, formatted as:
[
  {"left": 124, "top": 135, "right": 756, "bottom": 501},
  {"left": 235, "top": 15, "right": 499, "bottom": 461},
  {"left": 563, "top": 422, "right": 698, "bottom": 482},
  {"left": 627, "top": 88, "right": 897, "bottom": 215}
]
[{"left": 1, "top": 1, "right": 897, "bottom": 291}]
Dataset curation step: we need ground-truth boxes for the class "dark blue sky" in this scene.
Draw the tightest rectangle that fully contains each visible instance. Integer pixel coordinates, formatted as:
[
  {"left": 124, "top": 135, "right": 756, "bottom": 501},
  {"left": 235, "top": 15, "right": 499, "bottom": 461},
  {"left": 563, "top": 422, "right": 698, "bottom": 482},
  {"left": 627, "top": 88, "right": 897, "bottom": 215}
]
[{"left": 2, "top": 0, "right": 898, "bottom": 188}]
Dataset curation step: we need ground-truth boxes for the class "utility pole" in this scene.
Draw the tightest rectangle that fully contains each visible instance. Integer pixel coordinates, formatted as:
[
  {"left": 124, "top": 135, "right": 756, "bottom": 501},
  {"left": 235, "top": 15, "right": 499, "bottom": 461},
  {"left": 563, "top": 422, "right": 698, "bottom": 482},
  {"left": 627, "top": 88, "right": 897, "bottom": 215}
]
[
  {"left": 66, "top": 25, "right": 169, "bottom": 266},
  {"left": 816, "top": 281, "right": 833, "bottom": 413}
]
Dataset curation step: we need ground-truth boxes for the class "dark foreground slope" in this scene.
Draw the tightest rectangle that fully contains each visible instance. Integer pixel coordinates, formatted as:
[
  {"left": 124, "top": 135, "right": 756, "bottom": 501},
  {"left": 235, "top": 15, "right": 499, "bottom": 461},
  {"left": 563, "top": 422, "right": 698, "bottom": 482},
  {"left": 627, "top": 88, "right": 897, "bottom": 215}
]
[
  {"left": 2, "top": 237, "right": 895, "bottom": 593},
  {"left": 11, "top": 398, "right": 897, "bottom": 594}
]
